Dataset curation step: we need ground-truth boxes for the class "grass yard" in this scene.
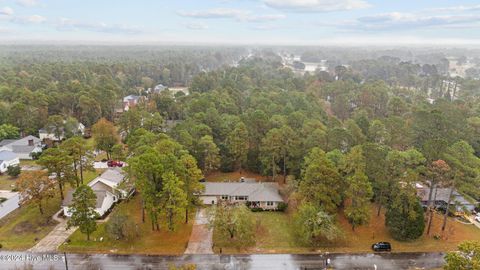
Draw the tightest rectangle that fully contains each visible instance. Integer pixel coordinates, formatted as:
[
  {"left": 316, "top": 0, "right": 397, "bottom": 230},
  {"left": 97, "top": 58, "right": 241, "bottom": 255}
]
[
  {"left": 19, "top": 160, "right": 38, "bottom": 167},
  {"left": 0, "top": 193, "right": 60, "bottom": 250},
  {"left": 60, "top": 194, "right": 194, "bottom": 255},
  {"left": 213, "top": 204, "right": 480, "bottom": 254},
  {"left": 206, "top": 171, "right": 268, "bottom": 182},
  {"left": 0, "top": 174, "right": 17, "bottom": 190}
]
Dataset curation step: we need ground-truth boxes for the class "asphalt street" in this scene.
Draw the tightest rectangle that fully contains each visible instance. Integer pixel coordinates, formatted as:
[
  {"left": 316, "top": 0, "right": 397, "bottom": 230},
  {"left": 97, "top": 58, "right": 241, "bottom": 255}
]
[{"left": 0, "top": 252, "right": 445, "bottom": 270}]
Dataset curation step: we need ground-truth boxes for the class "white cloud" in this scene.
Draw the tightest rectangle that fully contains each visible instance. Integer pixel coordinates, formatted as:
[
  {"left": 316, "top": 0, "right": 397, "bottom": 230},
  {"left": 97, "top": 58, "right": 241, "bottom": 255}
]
[
  {"left": 25, "top": 14, "right": 45, "bottom": 23},
  {"left": 177, "top": 8, "right": 285, "bottom": 23},
  {"left": 432, "top": 4, "right": 480, "bottom": 13},
  {"left": 263, "top": 0, "right": 370, "bottom": 12},
  {"left": 16, "top": 0, "right": 39, "bottom": 7},
  {"left": 354, "top": 12, "right": 480, "bottom": 31},
  {"left": 178, "top": 8, "right": 247, "bottom": 19},
  {"left": 0, "top": 6, "right": 14, "bottom": 16},
  {"left": 56, "top": 18, "right": 143, "bottom": 34},
  {"left": 185, "top": 22, "right": 209, "bottom": 30}
]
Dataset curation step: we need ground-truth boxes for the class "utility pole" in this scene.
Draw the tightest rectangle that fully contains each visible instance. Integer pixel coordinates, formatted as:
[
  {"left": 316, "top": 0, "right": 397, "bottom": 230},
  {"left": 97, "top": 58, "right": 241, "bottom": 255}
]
[{"left": 64, "top": 252, "right": 69, "bottom": 270}]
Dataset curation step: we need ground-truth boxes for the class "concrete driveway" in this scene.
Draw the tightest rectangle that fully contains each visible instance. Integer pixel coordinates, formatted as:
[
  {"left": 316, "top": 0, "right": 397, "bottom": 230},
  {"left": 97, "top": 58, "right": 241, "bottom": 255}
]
[
  {"left": 28, "top": 210, "right": 77, "bottom": 253},
  {"left": 184, "top": 208, "right": 213, "bottom": 254}
]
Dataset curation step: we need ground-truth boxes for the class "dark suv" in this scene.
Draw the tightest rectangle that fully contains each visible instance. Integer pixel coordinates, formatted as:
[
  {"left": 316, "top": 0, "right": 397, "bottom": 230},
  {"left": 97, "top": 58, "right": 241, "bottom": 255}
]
[{"left": 372, "top": 242, "right": 391, "bottom": 252}]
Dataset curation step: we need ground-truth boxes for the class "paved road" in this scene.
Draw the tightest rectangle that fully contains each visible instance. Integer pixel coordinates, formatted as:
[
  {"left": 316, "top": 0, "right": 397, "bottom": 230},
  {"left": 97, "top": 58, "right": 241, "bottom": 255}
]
[
  {"left": 29, "top": 210, "right": 77, "bottom": 253},
  {"left": 0, "top": 191, "right": 20, "bottom": 219},
  {"left": 185, "top": 208, "right": 214, "bottom": 254},
  {"left": 0, "top": 252, "right": 445, "bottom": 270}
]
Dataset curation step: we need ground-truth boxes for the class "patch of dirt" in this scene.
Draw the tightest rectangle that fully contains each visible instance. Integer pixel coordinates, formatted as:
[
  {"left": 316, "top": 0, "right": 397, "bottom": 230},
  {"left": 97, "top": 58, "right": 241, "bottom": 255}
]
[{"left": 12, "top": 221, "right": 38, "bottom": 234}]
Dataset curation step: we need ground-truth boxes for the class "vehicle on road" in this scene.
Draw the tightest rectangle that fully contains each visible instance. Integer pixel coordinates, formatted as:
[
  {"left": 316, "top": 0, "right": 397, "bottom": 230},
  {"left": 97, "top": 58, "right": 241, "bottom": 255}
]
[
  {"left": 107, "top": 160, "right": 124, "bottom": 167},
  {"left": 372, "top": 242, "right": 392, "bottom": 252}
]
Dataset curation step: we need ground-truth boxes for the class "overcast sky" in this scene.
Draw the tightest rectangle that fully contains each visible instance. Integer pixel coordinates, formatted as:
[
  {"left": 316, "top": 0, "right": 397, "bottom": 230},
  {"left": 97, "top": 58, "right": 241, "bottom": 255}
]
[{"left": 1, "top": 0, "right": 480, "bottom": 45}]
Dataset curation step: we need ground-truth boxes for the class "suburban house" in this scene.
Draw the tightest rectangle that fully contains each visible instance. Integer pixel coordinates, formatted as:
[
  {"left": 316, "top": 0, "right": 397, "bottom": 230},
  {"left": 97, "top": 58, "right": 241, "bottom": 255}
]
[
  {"left": 0, "top": 150, "right": 20, "bottom": 174},
  {"left": 0, "top": 136, "right": 43, "bottom": 160},
  {"left": 199, "top": 181, "right": 284, "bottom": 210},
  {"left": 62, "top": 168, "right": 133, "bottom": 217},
  {"left": 153, "top": 84, "right": 166, "bottom": 93},
  {"left": 123, "top": 95, "right": 145, "bottom": 111},
  {"left": 416, "top": 184, "right": 478, "bottom": 213},
  {"left": 38, "top": 122, "right": 85, "bottom": 142}
]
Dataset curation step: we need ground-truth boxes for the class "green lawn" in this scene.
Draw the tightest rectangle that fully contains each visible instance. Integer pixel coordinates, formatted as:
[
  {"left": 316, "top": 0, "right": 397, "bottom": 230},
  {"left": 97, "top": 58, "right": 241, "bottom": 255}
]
[
  {"left": 60, "top": 194, "right": 194, "bottom": 255},
  {"left": 213, "top": 204, "right": 480, "bottom": 254},
  {"left": 19, "top": 160, "right": 38, "bottom": 167},
  {"left": 0, "top": 174, "right": 17, "bottom": 190},
  {"left": 0, "top": 193, "right": 61, "bottom": 250}
]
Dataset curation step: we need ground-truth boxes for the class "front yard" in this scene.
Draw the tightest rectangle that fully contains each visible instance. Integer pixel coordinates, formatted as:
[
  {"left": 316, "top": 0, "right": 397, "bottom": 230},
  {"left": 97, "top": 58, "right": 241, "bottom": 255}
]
[
  {"left": 213, "top": 204, "right": 480, "bottom": 254},
  {"left": 0, "top": 193, "right": 60, "bottom": 250},
  {"left": 60, "top": 194, "right": 194, "bottom": 255},
  {"left": 0, "top": 174, "right": 17, "bottom": 190}
]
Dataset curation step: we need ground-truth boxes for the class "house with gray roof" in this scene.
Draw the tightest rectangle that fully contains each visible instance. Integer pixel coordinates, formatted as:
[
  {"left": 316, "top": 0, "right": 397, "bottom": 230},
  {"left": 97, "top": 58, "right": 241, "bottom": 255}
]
[
  {"left": 0, "top": 135, "right": 42, "bottom": 160},
  {"left": 200, "top": 181, "right": 284, "bottom": 210},
  {"left": 0, "top": 150, "right": 20, "bottom": 174},
  {"left": 62, "top": 168, "right": 133, "bottom": 218},
  {"left": 417, "top": 186, "right": 477, "bottom": 213}
]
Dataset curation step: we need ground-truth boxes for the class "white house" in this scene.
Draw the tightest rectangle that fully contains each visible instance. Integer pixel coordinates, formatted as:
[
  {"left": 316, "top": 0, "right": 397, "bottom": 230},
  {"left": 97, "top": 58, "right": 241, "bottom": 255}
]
[
  {"left": 123, "top": 95, "right": 144, "bottom": 111},
  {"left": 0, "top": 136, "right": 43, "bottom": 160},
  {"left": 0, "top": 150, "right": 20, "bottom": 174},
  {"left": 200, "top": 181, "right": 284, "bottom": 210},
  {"left": 39, "top": 122, "right": 85, "bottom": 142},
  {"left": 62, "top": 168, "right": 133, "bottom": 217}
]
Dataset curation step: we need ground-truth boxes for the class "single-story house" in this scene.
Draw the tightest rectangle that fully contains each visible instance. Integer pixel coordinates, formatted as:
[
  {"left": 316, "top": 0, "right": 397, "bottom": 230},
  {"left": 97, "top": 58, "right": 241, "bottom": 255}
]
[
  {"left": 39, "top": 122, "right": 85, "bottom": 142},
  {"left": 417, "top": 185, "right": 477, "bottom": 213},
  {"left": 200, "top": 181, "right": 284, "bottom": 210},
  {"left": 62, "top": 168, "right": 133, "bottom": 217},
  {"left": 0, "top": 136, "right": 43, "bottom": 160},
  {"left": 153, "top": 84, "right": 166, "bottom": 93},
  {"left": 0, "top": 150, "right": 20, "bottom": 174}
]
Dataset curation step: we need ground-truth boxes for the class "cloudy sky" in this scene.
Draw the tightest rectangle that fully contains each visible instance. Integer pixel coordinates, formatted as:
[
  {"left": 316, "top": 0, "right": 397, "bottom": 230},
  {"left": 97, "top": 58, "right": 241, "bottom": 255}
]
[{"left": 1, "top": 0, "right": 480, "bottom": 45}]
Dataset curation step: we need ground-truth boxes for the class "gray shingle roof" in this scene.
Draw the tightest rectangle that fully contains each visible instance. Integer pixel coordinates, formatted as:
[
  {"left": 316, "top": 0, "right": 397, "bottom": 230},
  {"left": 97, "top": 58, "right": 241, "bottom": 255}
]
[
  {"left": 417, "top": 187, "right": 476, "bottom": 206},
  {"left": 99, "top": 168, "right": 125, "bottom": 184},
  {"left": 202, "top": 182, "right": 283, "bottom": 202},
  {"left": 0, "top": 150, "right": 18, "bottom": 161},
  {"left": 62, "top": 189, "right": 108, "bottom": 208}
]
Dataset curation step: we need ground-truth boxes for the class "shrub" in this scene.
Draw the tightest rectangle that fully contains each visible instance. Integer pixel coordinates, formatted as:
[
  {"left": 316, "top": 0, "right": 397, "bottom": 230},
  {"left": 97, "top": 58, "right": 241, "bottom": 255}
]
[
  {"left": 250, "top": 207, "right": 263, "bottom": 212},
  {"left": 277, "top": 202, "right": 288, "bottom": 212},
  {"left": 7, "top": 165, "right": 21, "bottom": 178}
]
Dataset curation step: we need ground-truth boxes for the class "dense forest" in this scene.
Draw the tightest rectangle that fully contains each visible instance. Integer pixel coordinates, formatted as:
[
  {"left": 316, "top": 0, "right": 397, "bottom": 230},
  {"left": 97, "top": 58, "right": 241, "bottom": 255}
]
[{"left": 1, "top": 46, "right": 480, "bottom": 242}]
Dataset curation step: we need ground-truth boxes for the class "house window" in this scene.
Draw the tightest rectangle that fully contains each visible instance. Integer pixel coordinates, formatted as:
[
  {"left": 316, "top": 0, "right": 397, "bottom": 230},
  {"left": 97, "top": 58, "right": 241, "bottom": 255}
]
[
  {"left": 235, "top": 196, "right": 247, "bottom": 201},
  {"left": 267, "top": 201, "right": 274, "bottom": 206},
  {"left": 221, "top": 195, "right": 228, "bottom": 200}
]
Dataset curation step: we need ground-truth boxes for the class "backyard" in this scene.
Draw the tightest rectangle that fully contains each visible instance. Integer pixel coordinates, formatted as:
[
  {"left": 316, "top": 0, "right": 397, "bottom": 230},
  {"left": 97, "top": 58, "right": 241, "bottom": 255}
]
[
  {"left": 60, "top": 194, "right": 194, "bottom": 255},
  {"left": 213, "top": 204, "right": 480, "bottom": 254},
  {"left": 206, "top": 171, "right": 268, "bottom": 182}
]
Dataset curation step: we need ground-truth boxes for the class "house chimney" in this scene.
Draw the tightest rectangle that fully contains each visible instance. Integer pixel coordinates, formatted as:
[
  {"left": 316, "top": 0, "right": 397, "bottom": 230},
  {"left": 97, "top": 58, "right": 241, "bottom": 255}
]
[{"left": 28, "top": 139, "right": 34, "bottom": 146}]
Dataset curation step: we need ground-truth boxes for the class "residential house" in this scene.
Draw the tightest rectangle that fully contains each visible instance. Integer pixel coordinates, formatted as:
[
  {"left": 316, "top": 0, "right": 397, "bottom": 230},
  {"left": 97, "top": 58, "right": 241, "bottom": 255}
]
[
  {"left": 0, "top": 150, "right": 20, "bottom": 174},
  {"left": 62, "top": 168, "right": 133, "bottom": 217},
  {"left": 123, "top": 95, "right": 144, "bottom": 111},
  {"left": 153, "top": 84, "right": 166, "bottom": 93},
  {"left": 0, "top": 136, "right": 43, "bottom": 160},
  {"left": 39, "top": 122, "right": 85, "bottom": 142},
  {"left": 416, "top": 185, "right": 477, "bottom": 213},
  {"left": 199, "top": 181, "right": 284, "bottom": 210}
]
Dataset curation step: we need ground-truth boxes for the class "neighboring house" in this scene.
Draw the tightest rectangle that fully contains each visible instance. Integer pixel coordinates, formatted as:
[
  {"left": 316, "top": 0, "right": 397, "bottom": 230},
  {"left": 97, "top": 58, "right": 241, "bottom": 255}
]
[
  {"left": 62, "top": 168, "right": 133, "bottom": 217},
  {"left": 200, "top": 181, "right": 284, "bottom": 210},
  {"left": 39, "top": 122, "right": 85, "bottom": 142},
  {"left": 0, "top": 136, "right": 43, "bottom": 160},
  {"left": 416, "top": 185, "right": 477, "bottom": 213},
  {"left": 123, "top": 95, "right": 144, "bottom": 111},
  {"left": 0, "top": 150, "right": 20, "bottom": 174},
  {"left": 153, "top": 84, "right": 166, "bottom": 93}
]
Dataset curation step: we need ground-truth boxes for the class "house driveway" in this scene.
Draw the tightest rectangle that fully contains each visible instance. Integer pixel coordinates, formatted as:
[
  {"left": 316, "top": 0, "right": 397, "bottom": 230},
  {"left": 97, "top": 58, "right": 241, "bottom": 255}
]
[
  {"left": 28, "top": 210, "right": 77, "bottom": 253},
  {"left": 184, "top": 208, "right": 213, "bottom": 254}
]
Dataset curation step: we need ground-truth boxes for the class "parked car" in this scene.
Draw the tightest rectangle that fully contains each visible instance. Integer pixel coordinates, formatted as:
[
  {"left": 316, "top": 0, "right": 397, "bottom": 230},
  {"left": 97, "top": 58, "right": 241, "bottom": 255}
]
[
  {"left": 372, "top": 242, "right": 391, "bottom": 252},
  {"left": 107, "top": 160, "right": 124, "bottom": 167},
  {"left": 475, "top": 215, "right": 480, "bottom": 223}
]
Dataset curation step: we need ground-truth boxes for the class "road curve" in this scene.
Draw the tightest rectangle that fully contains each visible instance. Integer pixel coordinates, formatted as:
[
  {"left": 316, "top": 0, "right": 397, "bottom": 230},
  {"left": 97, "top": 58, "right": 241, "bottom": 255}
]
[{"left": 0, "top": 251, "right": 445, "bottom": 270}]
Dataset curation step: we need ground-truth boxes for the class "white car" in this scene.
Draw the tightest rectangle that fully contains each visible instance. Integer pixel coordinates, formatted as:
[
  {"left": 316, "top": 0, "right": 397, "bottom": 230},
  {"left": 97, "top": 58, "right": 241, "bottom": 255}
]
[{"left": 475, "top": 215, "right": 480, "bottom": 223}]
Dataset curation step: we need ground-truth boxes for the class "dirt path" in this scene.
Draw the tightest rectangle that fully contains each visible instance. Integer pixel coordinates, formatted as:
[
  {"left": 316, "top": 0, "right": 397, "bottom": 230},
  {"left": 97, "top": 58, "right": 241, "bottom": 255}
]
[
  {"left": 28, "top": 210, "right": 77, "bottom": 253},
  {"left": 184, "top": 208, "right": 213, "bottom": 254}
]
